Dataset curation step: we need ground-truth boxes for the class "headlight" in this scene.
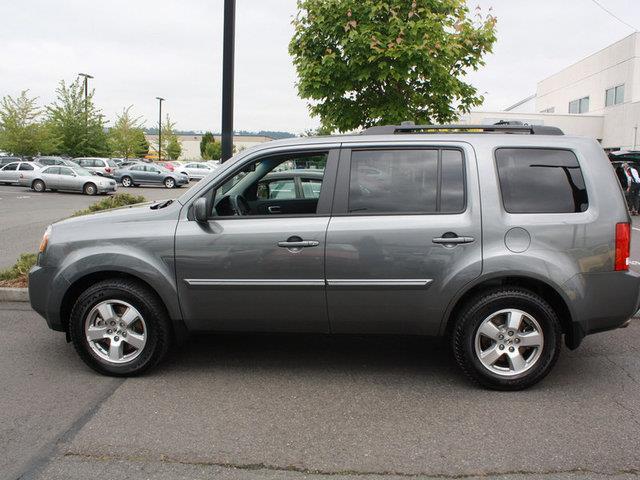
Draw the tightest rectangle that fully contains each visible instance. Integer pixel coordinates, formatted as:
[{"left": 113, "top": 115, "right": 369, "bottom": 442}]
[{"left": 39, "top": 225, "right": 52, "bottom": 253}]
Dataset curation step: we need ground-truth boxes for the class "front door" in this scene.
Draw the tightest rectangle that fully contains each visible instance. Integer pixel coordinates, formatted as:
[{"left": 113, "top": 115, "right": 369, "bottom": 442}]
[
  {"left": 325, "top": 146, "right": 482, "bottom": 335},
  {"left": 175, "top": 148, "right": 339, "bottom": 333}
]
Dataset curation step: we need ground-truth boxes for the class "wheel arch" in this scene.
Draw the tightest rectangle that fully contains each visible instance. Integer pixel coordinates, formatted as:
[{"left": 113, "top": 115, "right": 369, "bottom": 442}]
[
  {"left": 59, "top": 269, "right": 186, "bottom": 344},
  {"left": 441, "top": 274, "right": 579, "bottom": 349}
]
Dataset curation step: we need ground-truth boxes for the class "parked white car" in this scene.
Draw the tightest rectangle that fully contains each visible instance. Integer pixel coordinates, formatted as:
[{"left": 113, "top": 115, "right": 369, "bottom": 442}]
[
  {"left": 74, "top": 157, "right": 119, "bottom": 177},
  {"left": 20, "top": 165, "right": 117, "bottom": 195},
  {"left": 176, "top": 162, "right": 214, "bottom": 180},
  {"left": 0, "top": 161, "right": 41, "bottom": 185}
]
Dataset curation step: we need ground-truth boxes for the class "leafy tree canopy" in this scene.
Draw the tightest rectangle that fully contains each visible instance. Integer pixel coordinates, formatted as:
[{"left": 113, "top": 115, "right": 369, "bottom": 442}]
[
  {"left": 200, "top": 131, "right": 215, "bottom": 157},
  {"left": 47, "top": 79, "right": 110, "bottom": 157},
  {"left": 108, "top": 106, "right": 146, "bottom": 158},
  {"left": 0, "top": 90, "right": 57, "bottom": 156},
  {"left": 289, "top": 0, "right": 497, "bottom": 132},
  {"left": 161, "top": 115, "right": 182, "bottom": 160}
]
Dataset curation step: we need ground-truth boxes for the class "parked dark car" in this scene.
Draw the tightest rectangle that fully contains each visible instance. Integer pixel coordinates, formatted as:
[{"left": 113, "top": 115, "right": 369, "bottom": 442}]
[
  {"left": 115, "top": 163, "right": 188, "bottom": 188},
  {"left": 0, "top": 156, "right": 22, "bottom": 166}
]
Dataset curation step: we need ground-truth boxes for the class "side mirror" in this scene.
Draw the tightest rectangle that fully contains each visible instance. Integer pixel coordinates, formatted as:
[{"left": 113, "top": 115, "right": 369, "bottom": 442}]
[{"left": 193, "top": 197, "right": 208, "bottom": 223}]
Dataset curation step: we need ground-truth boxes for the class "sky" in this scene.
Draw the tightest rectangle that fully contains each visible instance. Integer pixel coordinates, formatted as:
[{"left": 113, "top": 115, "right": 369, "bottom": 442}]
[{"left": 0, "top": 0, "right": 638, "bottom": 134}]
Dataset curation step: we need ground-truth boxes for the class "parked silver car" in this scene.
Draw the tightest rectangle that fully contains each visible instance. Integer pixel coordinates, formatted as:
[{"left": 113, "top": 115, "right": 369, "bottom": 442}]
[
  {"left": 28, "top": 124, "right": 640, "bottom": 390},
  {"left": 175, "top": 162, "right": 214, "bottom": 180},
  {"left": 74, "top": 157, "right": 119, "bottom": 178},
  {"left": 21, "top": 165, "right": 117, "bottom": 195},
  {"left": 0, "top": 161, "right": 41, "bottom": 185}
]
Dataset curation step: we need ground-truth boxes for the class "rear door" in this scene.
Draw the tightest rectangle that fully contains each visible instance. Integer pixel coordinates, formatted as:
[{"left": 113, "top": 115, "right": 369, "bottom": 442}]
[{"left": 325, "top": 144, "right": 482, "bottom": 335}]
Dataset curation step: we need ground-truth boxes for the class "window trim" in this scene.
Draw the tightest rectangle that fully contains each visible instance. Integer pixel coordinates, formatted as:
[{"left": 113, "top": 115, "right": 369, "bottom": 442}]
[
  {"left": 568, "top": 96, "right": 589, "bottom": 114},
  {"left": 605, "top": 84, "right": 625, "bottom": 107},
  {"left": 187, "top": 148, "right": 339, "bottom": 221},
  {"left": 331, "top": 146, "right": 467, "bottom": 217},
  {"left": 493, "top": 146, "right": 589, "bottom": 215}
]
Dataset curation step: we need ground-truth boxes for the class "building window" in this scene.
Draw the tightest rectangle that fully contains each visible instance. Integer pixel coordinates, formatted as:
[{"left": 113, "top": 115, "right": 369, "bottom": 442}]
[
  {"left": 569, "top": 96, "right": 589, "bottom": 114},
  {"left": 605, "top": 84, "right": 625, "bottom": 107},
  {"left": 540, "top": 107, "right": 555, "bottom": 113}
]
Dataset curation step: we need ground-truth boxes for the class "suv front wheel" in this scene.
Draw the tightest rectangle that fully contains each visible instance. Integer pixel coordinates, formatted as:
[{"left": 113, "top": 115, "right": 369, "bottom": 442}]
[
  {"left": 452, "top": 288, "right": 561, "bottom": 390},
  {"left": 69, "top": 279, "right": 171, "bottom": 376}
]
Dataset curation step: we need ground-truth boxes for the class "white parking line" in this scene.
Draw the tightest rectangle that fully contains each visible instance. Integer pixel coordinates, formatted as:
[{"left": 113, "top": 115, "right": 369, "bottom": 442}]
[{"left": 633, "top": 227, "right": 640, "bottom": 232}]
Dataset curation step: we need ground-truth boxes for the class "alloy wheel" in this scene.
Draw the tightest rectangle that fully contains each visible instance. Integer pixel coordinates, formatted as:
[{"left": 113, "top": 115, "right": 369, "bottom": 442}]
[
  {"left": 474, "top": 308, "right": 544, "bottom": 377},
  {"left": 84, "top": 300, "right": 147, "bottom": 364}
]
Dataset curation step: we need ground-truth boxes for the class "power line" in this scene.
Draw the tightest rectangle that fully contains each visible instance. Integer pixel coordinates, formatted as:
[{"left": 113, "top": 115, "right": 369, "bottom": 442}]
[{"left": 589, "top": 0, "right": 638, "bottom": 32}]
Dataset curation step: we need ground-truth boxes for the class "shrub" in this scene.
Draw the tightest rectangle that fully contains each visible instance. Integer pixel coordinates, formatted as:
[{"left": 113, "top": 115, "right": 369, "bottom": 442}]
[
  {"left": 72, "top": 193, "right": 146, "bottom": 217},
  {"left": 0, "top": 253, "right": 37, "bottom": 287}
]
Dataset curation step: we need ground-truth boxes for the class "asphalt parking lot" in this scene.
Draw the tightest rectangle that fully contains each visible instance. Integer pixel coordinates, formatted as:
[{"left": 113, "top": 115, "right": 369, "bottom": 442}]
[
  {"left": 3, "top": 185, "right": 640, "bottom": 479},
  {"left": 0, "top": 183, "right": 190, "bottom": 269}
]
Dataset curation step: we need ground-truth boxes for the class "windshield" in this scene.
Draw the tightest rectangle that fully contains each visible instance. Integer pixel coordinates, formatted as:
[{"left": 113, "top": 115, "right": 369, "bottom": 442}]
[{"left": 107, "top": 160, "right": 118, "bottom": 167}]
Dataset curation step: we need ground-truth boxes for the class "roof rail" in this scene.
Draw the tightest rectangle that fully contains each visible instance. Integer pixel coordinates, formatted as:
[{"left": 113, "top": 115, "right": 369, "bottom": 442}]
[{"left": 360, "top": 124, "right": 564, "bottom": 136}]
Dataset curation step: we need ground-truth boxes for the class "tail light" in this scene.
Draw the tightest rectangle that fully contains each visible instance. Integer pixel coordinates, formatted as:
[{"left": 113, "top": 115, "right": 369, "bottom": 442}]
[
  {"left": 105, "top": 167, "right": 112, "bottom": 173},
  {"left": 615, "top": 222, "right": 630, "bottom": 271}
]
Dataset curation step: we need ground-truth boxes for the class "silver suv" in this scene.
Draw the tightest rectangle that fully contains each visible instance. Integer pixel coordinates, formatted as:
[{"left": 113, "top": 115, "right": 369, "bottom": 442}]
[{"left": 29, "top": 124, "right": 640, "bottom": 390}]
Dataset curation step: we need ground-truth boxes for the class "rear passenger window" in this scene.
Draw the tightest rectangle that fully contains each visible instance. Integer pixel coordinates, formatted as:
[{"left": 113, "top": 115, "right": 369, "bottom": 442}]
[
  {"left": 348, "top": 149, "right": 465, "bottom": 214},
  {"left": 496, "top": 148, "right": 588, "bottom": 213}
]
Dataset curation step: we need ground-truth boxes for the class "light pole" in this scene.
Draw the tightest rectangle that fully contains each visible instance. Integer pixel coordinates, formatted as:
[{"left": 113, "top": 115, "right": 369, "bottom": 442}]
[
  {"left": 221, "top": 0, "right": 236, "bottom": 162},
  {"left": 634, "top": 125, "right": 638, "bottom": 151},
  {"left": 78, "top": 73, "right": 93, "bottom": 116},
  {"left": 78, "top": 73, "right": 93, "bottom": 148},
  {"left": 156, "top": 97, "right": 165, "bottom": 161}
]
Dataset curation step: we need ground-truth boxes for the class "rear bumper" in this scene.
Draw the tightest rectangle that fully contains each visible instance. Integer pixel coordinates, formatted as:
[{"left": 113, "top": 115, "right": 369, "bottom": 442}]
[
  {"left": 563, "top": 270, "right": 640, "bottom": 348},
  {"left": 28, "top": 265, "right": 69, "bottom": 331}
]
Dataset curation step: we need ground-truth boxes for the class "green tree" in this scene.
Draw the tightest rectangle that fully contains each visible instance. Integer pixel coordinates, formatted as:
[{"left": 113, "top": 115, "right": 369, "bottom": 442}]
[
  {"left": 289, "top": 0, "right": 497, "bottom": 132},
  {"left": 200, "top": 131, "right": 215, "bottom": 157},
  {"left": 160, "top": 115, "right": 182, "bottom": 160},
  {"left": 47, "top": 78, "right": 110, "bottom": 157},
  {"left": 108, "top": 106, "right": 146, "bottom": 158},
  {"left": 133, "top": 129, "right": 150, "bottom": 158},
  {"left": 0, "top": 90, "right": 57, "bottom": 156},
  {"left": 202, "top": 140, "right": 222, "bottom": 160}
]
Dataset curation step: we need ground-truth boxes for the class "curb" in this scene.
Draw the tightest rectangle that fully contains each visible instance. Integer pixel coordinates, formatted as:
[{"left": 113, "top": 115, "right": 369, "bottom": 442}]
[{"left": 0, "top": 288, "right": 29, "bottom": 302}]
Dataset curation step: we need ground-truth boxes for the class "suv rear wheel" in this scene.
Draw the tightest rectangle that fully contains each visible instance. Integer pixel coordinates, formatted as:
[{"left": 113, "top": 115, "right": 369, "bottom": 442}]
[
  {"left": 69, "top": 279, "right": 171, "bottom": 376},
  {"left": 452, "top": 288, "right": 561, "bottom": 390}
]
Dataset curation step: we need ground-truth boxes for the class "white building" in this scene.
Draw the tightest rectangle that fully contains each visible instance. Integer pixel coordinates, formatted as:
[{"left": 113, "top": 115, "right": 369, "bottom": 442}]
[
  {"left": 467, "top": 32, "right": 640, "bottom": 151},
  {"left": 145, "top": 134, "right": 274, "bottom": 161}
]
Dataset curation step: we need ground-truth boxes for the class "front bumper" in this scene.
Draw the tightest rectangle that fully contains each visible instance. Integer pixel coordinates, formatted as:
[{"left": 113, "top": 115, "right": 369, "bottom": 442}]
[
  {"left": 97, "top": 183, "right": 117, "bottom": 193},
  {"left": 28, "top": 264, "right": 70, "bottom": 331}
]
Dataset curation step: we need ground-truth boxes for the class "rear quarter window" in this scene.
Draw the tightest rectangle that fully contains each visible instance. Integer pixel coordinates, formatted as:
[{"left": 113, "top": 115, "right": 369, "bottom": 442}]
[{"left": 495, "top": 148, "right": 588, "bottom": 214}]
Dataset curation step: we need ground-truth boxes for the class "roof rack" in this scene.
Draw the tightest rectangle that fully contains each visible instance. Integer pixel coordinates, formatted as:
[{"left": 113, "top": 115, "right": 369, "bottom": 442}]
[{"left": 360, "top": 124, "right": 564, "bottom": 136}]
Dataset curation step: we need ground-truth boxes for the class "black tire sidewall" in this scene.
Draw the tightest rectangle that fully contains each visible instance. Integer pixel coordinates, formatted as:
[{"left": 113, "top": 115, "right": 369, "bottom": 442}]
[
  {"left": 33, "top": 180, "right": 45, "bottom": 192},
  {"left": 69, "top": 282, "right": 168, "bottom": 376},
  {"left": 454, "top": 289, "right": 561, "bottom": 390}
]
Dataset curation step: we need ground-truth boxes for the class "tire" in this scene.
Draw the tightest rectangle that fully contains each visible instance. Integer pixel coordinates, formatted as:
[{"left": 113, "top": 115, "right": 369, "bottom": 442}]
[
  {"left": 121, "top": 176, "right": 133, "bottom": 187},
  {"left": 164, "top": 177, "right": 175, "bottom": 189},
  {"left": 451, "top": 288, "right": 561, "bottom": 391},
  {"left": 83, "top": 182, "right": 97, "bottom": 195},
  {"left": 3, "top": 182, "right": 11, "bottom": 186},
  {"left": 32, "top": 179, "right": 46, "bottom": 192},
  {"left": 69, "top": 279, "right": 171, "bottom": 376}
]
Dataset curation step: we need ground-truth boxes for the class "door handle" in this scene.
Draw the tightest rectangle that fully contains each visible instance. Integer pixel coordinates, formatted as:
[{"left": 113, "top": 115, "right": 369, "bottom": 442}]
[
  {"left": 432, "top": 236, "right": 475, "bottom": 245},
  {"left": 278, "top": 240, "right": 320, "bottom": 248},
  {"left": 268, "top": 205, "right": 281, "bottom": 214}
]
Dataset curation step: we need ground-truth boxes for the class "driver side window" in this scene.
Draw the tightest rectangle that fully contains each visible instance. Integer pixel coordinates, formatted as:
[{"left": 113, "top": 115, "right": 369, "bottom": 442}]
[{"left": 207, "top": 151, "right": 329, "bottom": 217}]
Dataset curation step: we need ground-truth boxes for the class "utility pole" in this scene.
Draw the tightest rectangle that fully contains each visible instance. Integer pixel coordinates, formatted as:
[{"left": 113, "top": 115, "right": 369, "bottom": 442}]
[
  {"left": 634, "top": 125, "right": 638, "bottom": 151},
  {"left": 78, "top": 73, "right": 93, "bottom": 151},
  {"left": 221, "top": 0, "right": 236, "bottom": 163},
  {"left": 156, "top": 97, "right": 165, "bottom": 161}
]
